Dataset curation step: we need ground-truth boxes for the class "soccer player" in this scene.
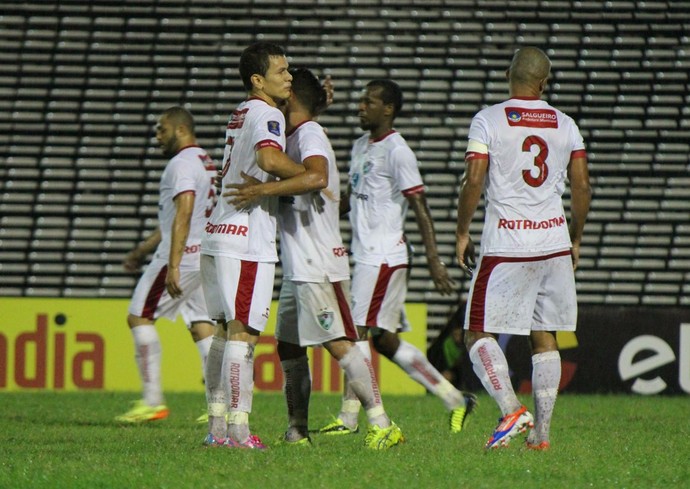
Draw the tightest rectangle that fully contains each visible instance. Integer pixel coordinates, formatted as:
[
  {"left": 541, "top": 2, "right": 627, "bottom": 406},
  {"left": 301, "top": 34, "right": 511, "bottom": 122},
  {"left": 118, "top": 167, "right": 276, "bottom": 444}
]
[
  {"left": 320, "top": 79, "right": 477, "bottom": 436},
  {"left": 456, "top": 46, "right": 592, "bottom": 450},
  {"left": 199, "top": 42, "right": 310, "bottom": 449},
  {"left": 116, "top": 106, "right": 217, "bottom": 423},
  {"left": 225, "top": 67, "right": 404, "bottom": 449}
]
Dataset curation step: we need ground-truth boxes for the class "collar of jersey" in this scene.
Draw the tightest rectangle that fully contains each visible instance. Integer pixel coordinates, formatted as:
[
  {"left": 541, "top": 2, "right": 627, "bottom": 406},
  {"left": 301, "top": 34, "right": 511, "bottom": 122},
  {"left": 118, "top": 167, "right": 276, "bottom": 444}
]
[
  {"left": 175, "top": 144, "right": 201, "bottom": 156},
  {"left": 508, "top": 96, "right": 541, "bottom": 101},
  {"left": 369, "top": 129, "right": 396, "bottom": 143}
]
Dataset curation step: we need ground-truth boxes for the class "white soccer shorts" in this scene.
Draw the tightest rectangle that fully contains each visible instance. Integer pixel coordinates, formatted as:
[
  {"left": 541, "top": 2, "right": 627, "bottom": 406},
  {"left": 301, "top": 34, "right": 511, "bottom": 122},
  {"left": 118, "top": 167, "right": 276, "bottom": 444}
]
[
  {"left": 128, "top": 259, "right": 212, "bottom": 327},
  {"left": 275, "top": 279, "right": 358, "bottom": 347},
  {"left": 200, "top": 254, "right": 275, "bottom": 332},
  {"left": 464, "top": 251, "right": 577, "bottom": 335},
  {"left": 350, "top": 261, "right": 411, "bottom": 333}
]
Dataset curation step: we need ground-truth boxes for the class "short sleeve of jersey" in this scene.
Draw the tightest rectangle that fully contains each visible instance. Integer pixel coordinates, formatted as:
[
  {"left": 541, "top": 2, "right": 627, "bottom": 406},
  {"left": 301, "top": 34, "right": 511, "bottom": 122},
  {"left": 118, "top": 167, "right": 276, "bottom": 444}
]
[
  {"left": 168, "top": 156, "right": 198, "bottom": 198},
  {"left": 565, "top": 115, "right": 586, "bottom": 153},
  {"left": 467, "top": 113, "right": 491, "bottom": 147},
  {"left": 389, "top": 143, "right": 423, "bottom": 195},
  {"left": 297, "top": 122, "right": 329, "bottom": 161},
  {"left": 251, "top": 105, "right": 286, "bottom": 152}
]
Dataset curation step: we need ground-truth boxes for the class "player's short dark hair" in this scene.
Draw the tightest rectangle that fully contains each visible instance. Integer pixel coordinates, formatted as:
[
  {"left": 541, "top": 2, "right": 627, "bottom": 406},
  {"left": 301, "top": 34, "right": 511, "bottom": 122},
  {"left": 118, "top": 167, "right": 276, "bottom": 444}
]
[
  {"left": 239, "top": 42, "right": 286, "bottom": 91},
  {"left": 162, "top": 106, "right": 195, "bottom": 134},
  {"left": 289, "top": 67, "right": 328, "bottom": 116},
  {"left": 367, "top": 79, "right": 403, "bottom": 119}
]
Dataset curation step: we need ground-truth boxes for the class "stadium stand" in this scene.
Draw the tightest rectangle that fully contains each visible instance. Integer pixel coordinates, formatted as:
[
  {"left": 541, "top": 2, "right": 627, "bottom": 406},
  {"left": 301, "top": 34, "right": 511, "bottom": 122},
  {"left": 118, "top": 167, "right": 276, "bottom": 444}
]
[{"left": 1, "top": 0, "right": 689, "bottom": 334}]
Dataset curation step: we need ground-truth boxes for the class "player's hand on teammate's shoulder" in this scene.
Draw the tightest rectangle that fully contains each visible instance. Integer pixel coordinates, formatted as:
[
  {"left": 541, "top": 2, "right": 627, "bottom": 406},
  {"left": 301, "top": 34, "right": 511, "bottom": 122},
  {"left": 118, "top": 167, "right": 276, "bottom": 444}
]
[{"left": 214, "top": 170, "right": 223, "bottom": 194}]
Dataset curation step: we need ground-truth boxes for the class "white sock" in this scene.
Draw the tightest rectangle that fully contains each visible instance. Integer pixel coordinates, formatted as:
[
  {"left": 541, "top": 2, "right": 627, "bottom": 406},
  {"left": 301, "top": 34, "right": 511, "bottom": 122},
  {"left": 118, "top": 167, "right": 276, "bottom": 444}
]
[
  {"left": 469, "top": 337, "right": 521, "bottom": 415},
  {"left": 339, "top": 340, "right": 370, "bottom": 425},
  {"left": 223, "top": 341, "right": 254, "bottom": 441},
  {"left": 339, "top": 346, "right": 390, "bottom": 429},
  {"left": 392, "top": 340, "right": 465, "bottom": 410},
  {"left": 195, "top": 335, "right": 213, "bottom": 384},
  {"left": 529, "top": 350, "right": 561, "bottom": 444},
  {"left": 205, "top": 335, "right": 226, "bottom": 438},
  {"left": 132, "top": 325, "right": 163, "bottom": 406},
  {"left": 281, "top": 356, "right": 311, "bottom": 438}
]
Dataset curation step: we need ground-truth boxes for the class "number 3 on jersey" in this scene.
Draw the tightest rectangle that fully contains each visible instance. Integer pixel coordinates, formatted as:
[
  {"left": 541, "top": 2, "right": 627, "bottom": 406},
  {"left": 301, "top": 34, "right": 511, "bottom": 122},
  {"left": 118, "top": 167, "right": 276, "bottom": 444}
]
[{"left": 522, "top": 135, "right": 549, "bottom": 188}]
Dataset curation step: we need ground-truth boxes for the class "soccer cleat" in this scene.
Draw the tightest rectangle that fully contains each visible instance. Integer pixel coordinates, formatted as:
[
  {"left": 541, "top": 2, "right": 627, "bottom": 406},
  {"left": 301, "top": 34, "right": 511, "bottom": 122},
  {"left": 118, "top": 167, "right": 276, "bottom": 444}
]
[
  {"left": 277, "top": 433, "right": 312, "bottom": 447},
  {"left": 526, "top": 440, "right": 551, "bottom": 451},
  {"left": 318, "top": 418, "right": 359, "bottom": 436},
  {"left": 202, "top": 433, "right": 228, "bottom": 447},
  {"left": 364, "top": 422, "right": 405, "bottom": 450},
  {"left": 449, "top": 393, "right": 478, "bottom": 433},
  {"left": 115, "top": 400, "right": 169, "bottom": 423},
  {"left": 236, "top": 434, "right": 268, "bottom": 450},
  {"left": 485, "top": 405, "right": 534, "bottom": 449}
]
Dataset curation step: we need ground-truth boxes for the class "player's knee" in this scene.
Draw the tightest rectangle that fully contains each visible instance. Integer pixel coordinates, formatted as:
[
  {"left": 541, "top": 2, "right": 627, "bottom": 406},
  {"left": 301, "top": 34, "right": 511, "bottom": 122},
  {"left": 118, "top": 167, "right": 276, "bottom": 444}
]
[
  {"left": 370, "top": 328, "right": 398, "bottom": 359},
  {"left": 277, "top": 340, "right": 306, "bottom": 361},
  {"left": 530, "top": 330, "right": 558, "bottom": 353},
  {"left": 127, "top": 314, "right": 152, "bottom": 329},
  {"left": 464, "top": 330, "right": 489, "bottom": 352}
]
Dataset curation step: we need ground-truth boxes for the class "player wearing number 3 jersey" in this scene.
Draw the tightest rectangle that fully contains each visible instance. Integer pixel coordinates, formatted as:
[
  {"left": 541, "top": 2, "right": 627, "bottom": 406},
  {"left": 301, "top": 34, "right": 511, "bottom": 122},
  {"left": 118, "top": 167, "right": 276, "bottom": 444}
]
[{"left": 456, "top": 47, "right": 591, "bottom": 450}]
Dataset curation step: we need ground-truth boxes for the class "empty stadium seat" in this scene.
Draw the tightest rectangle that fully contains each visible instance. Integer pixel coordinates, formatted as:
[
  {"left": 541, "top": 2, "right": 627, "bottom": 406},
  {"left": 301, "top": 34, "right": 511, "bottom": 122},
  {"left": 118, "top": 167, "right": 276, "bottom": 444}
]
[{"left": 1, "top": 0, "right": 688, "bottom": 332}]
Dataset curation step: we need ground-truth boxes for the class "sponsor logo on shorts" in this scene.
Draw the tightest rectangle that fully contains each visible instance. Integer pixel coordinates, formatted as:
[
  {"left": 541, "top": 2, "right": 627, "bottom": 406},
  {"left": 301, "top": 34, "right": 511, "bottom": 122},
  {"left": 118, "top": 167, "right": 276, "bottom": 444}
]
[
  {"left": 504, "top": 107, "right": 558, "bottom": 128},
  {"left": 498, "top": 215, "right": 566, "bottom": 230},
  {"left": 317, "top": 310, "right": 334, "bottom": 331}
]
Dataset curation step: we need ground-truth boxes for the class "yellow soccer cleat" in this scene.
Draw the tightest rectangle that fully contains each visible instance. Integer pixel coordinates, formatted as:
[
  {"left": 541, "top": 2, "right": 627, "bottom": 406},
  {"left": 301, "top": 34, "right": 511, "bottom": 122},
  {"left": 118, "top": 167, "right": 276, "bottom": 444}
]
[
  {"left": 318, "top": 417, "right": 359, "bottom": 436},
  {"left": 449, "top": 393, "right": 478, "bottom": 434},
  {"left": 364, "top": 422, "right": 405, "bottom": 450},
  {"left": 115, "top": 400, "right": 169, "bottom": 423}
]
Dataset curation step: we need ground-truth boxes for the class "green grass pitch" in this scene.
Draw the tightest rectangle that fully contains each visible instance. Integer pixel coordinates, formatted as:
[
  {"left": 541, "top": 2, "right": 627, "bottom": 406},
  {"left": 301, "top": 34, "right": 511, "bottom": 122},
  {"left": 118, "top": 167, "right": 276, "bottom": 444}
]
[{"left": 1, "top": 392, "right": 687, "bottom": 488}]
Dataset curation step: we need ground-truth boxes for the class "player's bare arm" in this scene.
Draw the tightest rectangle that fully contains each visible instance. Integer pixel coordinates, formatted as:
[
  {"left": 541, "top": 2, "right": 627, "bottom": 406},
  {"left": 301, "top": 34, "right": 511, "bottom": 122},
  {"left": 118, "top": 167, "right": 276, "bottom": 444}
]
[
  {"left": 225, "top": 155, "right": 328, "bottom": 209},
  {"left": 455, "top": 154, "right": 488, "bottom": 276},
  {"left": 123, "top": 228, "right": 161, "bottom": 273},
  {"left": 566, "top": 155, "right": 592, "bottom": 270},
  {"left": 256, "top": 145, "right": 306, "bottom": 179},
  {"left": 407, "top": 192, "right": 455, "bottom": 295},
  {"left": 166, "top": 191, "right": 195, "bottom": 298}
]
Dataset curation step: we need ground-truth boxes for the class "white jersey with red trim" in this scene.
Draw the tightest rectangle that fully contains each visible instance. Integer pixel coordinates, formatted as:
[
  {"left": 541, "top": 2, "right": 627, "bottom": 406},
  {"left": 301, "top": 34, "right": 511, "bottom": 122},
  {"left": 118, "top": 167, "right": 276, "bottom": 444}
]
[
  {"left": 154, "top": 145, "right": 217, "bottom": 268},
  {"left": 279, "top": 120, "right": 349, "bottom": 282},
  {"left": 202, "top": 97, "right": 286, "bottom": 262},
  {"left": 348, "top": 130, "right": 424, "bottom": 266},
  {"left": 467, "top": 97, "right": 586, "bottom": 256}
]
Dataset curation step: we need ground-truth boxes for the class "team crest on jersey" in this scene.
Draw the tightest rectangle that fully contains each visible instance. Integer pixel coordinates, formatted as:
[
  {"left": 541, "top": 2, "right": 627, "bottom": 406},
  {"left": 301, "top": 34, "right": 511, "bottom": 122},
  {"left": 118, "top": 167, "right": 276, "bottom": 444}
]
[
  {"left": 267, "top": 120, "right": 281, "bottom": 136},
  {"left": 317, "top": 310, "right": 334, "bottom": 331}
]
